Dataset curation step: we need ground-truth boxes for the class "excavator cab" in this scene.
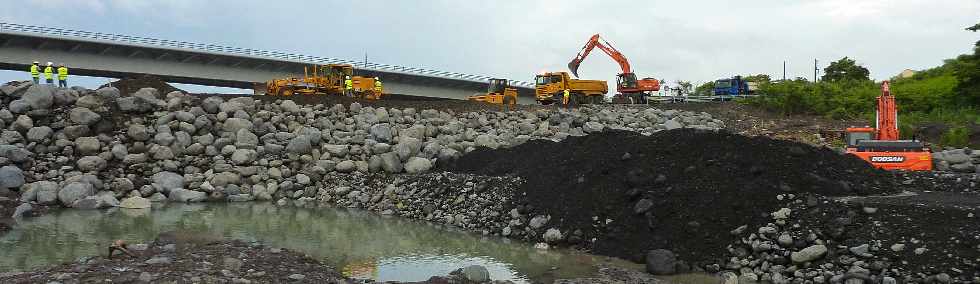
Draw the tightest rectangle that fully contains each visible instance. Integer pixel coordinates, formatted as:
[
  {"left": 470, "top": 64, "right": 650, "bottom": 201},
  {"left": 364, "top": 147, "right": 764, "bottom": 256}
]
[
  {"left": 488, "top": 78, "right": 508, "bottom": 94},
  {"left": 617, "top": 73, "right": 638, "bottom": 89}
]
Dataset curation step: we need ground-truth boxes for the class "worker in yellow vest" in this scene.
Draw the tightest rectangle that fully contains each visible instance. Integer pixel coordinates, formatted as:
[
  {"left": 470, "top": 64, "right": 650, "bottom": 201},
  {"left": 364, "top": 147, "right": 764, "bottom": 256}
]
[
  {"left": 562, "top": 89, "right": 571, "bottom": 109},
  {"left": 43, "top": 62, "right": 54, "bottom": 85},
  {"left": 373, "top": 77, "right": 382, "bottom": 93},
  {"left": 344, "top": 76, "right": 353, "bottom": 97},
  {"left": 29, "top": 61, "right": 40, "bottom": 84},
  {"left": 57, "top": 64, "right": 69, "bottom": 88}
]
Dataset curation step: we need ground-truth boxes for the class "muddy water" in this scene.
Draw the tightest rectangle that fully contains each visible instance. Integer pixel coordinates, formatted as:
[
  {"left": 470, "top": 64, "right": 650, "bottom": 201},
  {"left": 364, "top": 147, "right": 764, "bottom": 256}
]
[{"left": 0, "top": 203, "right": 644, "bottom": 283}]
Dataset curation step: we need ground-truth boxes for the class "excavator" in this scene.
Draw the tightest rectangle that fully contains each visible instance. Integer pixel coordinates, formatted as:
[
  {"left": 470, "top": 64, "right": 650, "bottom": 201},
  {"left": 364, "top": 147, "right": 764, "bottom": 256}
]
[
  {"left": 845, "top": 81, "right": 932, "bottom": 171},
  {"left": 568, "top": 34, "right": 660, "bottom": 104}
]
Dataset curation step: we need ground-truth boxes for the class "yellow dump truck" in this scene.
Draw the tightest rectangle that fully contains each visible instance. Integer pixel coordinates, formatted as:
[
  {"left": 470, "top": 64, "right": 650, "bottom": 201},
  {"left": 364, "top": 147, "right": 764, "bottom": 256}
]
[{"left": 534, "top": 71, "right": 607, "bottom": 105}]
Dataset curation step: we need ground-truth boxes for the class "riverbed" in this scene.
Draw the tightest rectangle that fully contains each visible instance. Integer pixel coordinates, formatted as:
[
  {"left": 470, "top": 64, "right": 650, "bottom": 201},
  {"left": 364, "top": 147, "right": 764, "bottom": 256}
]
[{"left": 0, "top": 202, "right": 644, "bottom": 283}]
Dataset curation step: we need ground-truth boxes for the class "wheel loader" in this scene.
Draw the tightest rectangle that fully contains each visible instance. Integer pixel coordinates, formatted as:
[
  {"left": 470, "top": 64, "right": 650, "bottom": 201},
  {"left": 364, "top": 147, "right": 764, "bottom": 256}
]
[
  {"left": 467, "top": 78, "right": 518, "bottom": 105},
  {"left": 350, "top": 76, "right": 384, "bottom": 100}
]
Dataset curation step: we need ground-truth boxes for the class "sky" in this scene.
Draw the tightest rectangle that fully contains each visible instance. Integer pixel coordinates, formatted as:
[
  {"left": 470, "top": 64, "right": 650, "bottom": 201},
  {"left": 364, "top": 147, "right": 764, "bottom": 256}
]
[{"left": 1, "top": 0, "right": 978, "bottom": 92}]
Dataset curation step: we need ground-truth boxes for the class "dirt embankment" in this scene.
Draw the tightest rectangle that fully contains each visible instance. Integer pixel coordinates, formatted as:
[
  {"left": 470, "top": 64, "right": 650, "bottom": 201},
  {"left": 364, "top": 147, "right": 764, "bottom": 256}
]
[{"left": 666, "top": 102, "right": 861, "bottom": 146}]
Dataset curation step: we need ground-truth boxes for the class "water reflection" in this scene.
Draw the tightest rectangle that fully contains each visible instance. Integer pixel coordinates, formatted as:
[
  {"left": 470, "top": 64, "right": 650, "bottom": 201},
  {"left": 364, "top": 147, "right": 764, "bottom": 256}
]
[{"left": 0, "top": 203, "right": 639, "bottom": 282}]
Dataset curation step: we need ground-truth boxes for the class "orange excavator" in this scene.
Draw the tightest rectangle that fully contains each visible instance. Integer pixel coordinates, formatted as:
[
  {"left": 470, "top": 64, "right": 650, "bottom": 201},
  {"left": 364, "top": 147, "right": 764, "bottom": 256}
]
[
  {"left": 568, "top": 34, "right": 660, "bottom": 104},
  {"left": 845, "top": 81, "right": 932, "bottom": 171}
]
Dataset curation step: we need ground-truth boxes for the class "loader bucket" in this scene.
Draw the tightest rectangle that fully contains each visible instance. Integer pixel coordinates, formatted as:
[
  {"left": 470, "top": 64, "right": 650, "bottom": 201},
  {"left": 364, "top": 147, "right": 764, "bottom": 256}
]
[{"left": 568, "top": 61, "right": 581, "bottom": 78}]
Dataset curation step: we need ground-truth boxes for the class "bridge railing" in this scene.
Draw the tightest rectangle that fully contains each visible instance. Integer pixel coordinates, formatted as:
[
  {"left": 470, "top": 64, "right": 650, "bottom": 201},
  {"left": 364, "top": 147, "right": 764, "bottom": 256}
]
[{"left": 0, "top": 22, "right": 534, "bottom": 88}]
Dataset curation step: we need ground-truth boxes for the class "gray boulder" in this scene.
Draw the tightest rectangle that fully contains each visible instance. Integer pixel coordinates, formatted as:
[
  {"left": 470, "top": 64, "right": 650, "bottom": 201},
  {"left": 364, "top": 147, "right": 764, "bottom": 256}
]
[
  {"left": 395, "top": 137, "right": 422, "bottom": 161},
  {"left": 0, "top": 145, "right": 32, "bottom": 163},
  {"left": 168, "top": 188, "right": 207, "bottom": 202},
  {"left": 645, "top": 249, "right": 677, "bottom": 275},
  {"left": 664, "top": 119, "right": 682, "bottom": 130},
  {"left": 21, "top": 84, "right": 54, "bottom": 110},
  {"left": 12, "top": 203, "right": 32, "bottom": 218},
  {"left": 13, "top": 115, "right": 32, "bottom": 131},
  {"left": 460, "top": 265, "right": 490, "bottom": 282},
  {"left": 32, "top": 181, "right": 59, "bottom": 205},
  {"left": 77, "top": 156, "right": 107, "bottom": 172},
  {"left": 69, "top": 107, "right": 101, "bottom": 125},
  {"left": 127, "top": 124, "right": 150, "bottom": 141},
  {"left": 286, "top": 136, "right": 312, "bottom": 155},
  {"left": 235, "top": 129, "right": 259, "bottom": 149},
  {"left": 151, "top": 171, "right": 184, "bottom": 193},
  {"left": 75, "top": 94, "right": 105, "bottom": 109},
  {"left": 791, "top": 245, "right": 828, "bottom": 263},
  {"left": 280, "top": 100, "right": 300, "bottom": 113},
  {"left": 75, "top": 137, "right": 101, "bottom": 155},
  {"left": 0, "top": 166, "right": 25, "bottom": 189},
  {"left": 231, "top": 149, "right": 257, "bottom": 165},
  {"left": 404, "top": 157, "right": 432, "bottom": 174},
  {"left": 380, "top": 152, "right": 403, "bottom": 173},
  {"left": 222, "top": 118, "right": 253, "bottom": 133},
  {"left": 119, "top": 196, "right": 151, "bottom": 209},
  {"left": 335, "top": 160, "right": 356, "bottom": 173},
  {"left": 26, "top": 126, "right": 53, "bottom": 142},
  {"left": 542, "top": 228, "right": 563, "bottom": 243},
  {"left": 58, "top": 182, "right": 95, "bottom": 206}
]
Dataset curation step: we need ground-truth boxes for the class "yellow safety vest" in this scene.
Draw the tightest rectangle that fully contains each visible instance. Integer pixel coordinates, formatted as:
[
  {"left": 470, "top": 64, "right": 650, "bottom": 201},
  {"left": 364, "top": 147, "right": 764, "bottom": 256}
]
[
  {"left": 30, "top": 65, "right": 39, "bottom": 77},
  {"left": 43, "top": 66, "right": 53, "bottom": 80},
  {"left": 57, "top": 67, "right": 68, "bottom": 80},
  {"left": 374, "top": 80, "right": 382, "bottom": 91},
  {"left": 563, "top": 89, "right": 570, "bottom": 98},
  {"left": 344, "top": 79, "right": 353, "bottom": 90}
]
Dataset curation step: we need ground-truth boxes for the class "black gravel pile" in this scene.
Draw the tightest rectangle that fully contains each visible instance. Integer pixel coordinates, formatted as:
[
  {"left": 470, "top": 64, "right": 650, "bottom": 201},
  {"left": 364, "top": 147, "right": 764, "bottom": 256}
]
[{"left": 446, "top": 129, "right": 903, "bottom": 265}]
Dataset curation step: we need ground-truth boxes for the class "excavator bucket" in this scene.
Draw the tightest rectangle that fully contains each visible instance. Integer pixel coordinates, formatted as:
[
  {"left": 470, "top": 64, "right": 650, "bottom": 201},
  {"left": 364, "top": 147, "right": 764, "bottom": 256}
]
[{"left": 568, "top": 61, "right": 581, "bottom": 78}]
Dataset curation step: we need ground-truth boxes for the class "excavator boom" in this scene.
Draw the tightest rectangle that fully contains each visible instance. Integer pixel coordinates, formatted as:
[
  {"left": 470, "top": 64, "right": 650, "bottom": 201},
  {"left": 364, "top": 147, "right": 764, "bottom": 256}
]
[
  {"left": 876, "top": 81, "right": 899, "bottom": 140},
  {"left": 568, "top": 34, "right": 632, "bottom": 77}
]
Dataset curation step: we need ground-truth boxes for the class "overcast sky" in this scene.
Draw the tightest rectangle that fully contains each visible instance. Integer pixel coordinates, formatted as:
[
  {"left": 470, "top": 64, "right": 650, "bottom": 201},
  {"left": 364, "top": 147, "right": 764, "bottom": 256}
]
[{"left": 1, "top": 0, "right": 978, "bottom": 92}]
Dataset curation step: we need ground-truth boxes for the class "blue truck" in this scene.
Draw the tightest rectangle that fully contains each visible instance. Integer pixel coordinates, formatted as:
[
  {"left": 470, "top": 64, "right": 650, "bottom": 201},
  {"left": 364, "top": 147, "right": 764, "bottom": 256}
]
[{"left": 713, "top": 76, "right": 756, "bottom": 98}]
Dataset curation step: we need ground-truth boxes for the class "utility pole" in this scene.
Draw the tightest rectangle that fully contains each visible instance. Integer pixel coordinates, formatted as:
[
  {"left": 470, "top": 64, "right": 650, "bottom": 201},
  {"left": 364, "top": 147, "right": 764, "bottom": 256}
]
[
  {"left": 813, "top": 59, "right": 818, "bottom": 82},
  {"left": 783, "top": 61, "right": 787, "bottom": 81}
]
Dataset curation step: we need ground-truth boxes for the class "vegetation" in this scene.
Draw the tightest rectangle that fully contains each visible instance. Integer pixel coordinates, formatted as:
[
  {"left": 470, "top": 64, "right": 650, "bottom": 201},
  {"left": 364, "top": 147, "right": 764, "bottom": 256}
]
[
  {"left": 742, "top": 22, "right": 980, "bottom": 147},
  {"left": 821, "top": 57, "right": 871, "bottom": 82}
]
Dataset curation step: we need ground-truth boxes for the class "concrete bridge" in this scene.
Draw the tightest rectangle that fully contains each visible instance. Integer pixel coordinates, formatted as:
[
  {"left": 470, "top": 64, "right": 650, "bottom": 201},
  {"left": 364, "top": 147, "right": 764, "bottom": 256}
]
[{"left": 0, "top": 23, "right": 537, "bottom": 103}]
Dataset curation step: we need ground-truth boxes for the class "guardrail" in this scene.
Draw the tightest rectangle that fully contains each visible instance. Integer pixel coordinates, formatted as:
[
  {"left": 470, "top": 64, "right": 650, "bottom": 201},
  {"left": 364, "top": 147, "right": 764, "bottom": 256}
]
[{"left": 0, "top": 22, "right": 534, "bottom": 88}]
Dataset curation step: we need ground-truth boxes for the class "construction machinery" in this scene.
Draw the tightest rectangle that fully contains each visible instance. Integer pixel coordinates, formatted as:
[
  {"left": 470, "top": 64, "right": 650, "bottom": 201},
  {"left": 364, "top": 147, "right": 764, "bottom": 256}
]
[
  {"left": 534, "top": 71, "right": 608, "bottom": 105},
  {"left": 467, "top": 78, "right": 518, "bottom": 105},
  {"left": 568, "top": 34, "right": 660, "bottom": 104},
  {"left": 265, "top": 64, "right": 383, "bottom": 100},
  {"left": 713, "top": 76, "right": 757, "bottom": 98},
  {"left": 845, "top": 81, "right": 932, "bottom": 171}
]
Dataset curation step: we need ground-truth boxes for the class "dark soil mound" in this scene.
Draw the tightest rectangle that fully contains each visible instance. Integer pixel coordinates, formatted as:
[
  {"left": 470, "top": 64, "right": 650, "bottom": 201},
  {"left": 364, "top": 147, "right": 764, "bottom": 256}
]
[
  {"left": 100, "top": 75, "right": 183, "bottom": 97},
  {"left": 446, "top": 129, "right": 902, "bottom": 264}
]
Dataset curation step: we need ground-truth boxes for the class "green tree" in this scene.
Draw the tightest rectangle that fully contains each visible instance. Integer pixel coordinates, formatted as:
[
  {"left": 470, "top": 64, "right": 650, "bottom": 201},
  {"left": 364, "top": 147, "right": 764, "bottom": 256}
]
[
  {"left": 675, "top": 80, "right": 693, "bottom": 95},
  {"left": 744, "top": 74, "right": 771, "bottom": 83},
  {"left": 695, "top": 81, "right": 716, "bottom": 95},
  {"left": 952, "top": 23, "right": 980, "bottom": 105},
  {"left": 821, "top": 57, "right": 871, "bottom": 82}
]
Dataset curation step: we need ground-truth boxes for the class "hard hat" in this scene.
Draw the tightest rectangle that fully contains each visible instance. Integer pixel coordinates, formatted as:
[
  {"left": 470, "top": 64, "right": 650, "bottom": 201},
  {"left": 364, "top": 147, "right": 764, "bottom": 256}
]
[
  {"left": 374, "top": 77, "right": 379, "bottom": 80},
  {"left": 32, "top": 61, "right": 38, "bottom": 64},
  {"left": 346, "top": 76, "right": 350, "bottom": 79},
  {"left": 47, "top": 62, "right": 53, "bottom": 66}
]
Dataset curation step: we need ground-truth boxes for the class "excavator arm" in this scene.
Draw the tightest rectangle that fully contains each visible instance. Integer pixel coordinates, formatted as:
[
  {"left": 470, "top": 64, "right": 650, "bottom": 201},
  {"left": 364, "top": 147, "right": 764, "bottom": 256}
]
[
  {"left": 876, "top": 81, "right": 899, "bottom": 140},
  {"left": 568, "top": 34, "right": 632, "bottom": 77}
]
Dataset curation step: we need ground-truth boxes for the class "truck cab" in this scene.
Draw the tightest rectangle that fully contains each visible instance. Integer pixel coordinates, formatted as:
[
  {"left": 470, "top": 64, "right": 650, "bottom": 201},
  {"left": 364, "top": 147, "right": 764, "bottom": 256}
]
[{"left": 535, "top": 72, "right": 608, "bottom": 105}]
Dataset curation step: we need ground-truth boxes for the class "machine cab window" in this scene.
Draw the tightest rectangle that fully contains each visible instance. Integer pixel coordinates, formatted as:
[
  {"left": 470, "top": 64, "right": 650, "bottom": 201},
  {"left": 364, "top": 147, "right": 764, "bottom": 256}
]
[
  {"left": 845, "top": 129, "right": 874, "bottom": 147},
  {"left": 535, "top": 76, "right": 550, "bottom": 85},
  {"left": 618, "top": 73, "right": 638, "bottom": 88},
  {"left": 488, "top": 79, "right": 506, "bottom": 93}
]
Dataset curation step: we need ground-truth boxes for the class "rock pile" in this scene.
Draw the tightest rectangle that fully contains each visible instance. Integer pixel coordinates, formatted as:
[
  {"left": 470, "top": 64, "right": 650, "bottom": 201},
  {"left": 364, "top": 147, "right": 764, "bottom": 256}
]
[
  {"left": 445, "top": 129, "right": 974, "bottom": 280},
  {"left": 932, "top": 148, "right": 980, "bottom": 173},
  {"left": 0, "top": 80, "right": 723, "bottom": 212}
]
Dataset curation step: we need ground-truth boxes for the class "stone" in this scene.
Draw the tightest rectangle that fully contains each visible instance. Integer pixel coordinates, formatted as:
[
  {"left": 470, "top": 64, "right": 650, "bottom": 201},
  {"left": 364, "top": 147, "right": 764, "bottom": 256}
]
[
  {"left": 119, "top": 196, "right": 151, "bottom": 209},
  {"left": 32, "top": 181, "right": 59, "bottom": 205},
  {"left": 664, "top": 119, "right": 682, "bottom": 130},
  {"left": 791, "top": 245, "right": 828, "bottom": 263},
  {"left": 128, "top": 124, "right": 150, "bottom": 141},
  {"left": 645, "top": 249, "right": 677, "bottom": 275},
  {"left": 370, "top": 124, "right": 393, "bottom": 142},
  {"left": 849, "top": 244, "right": 872, "bottom": 257},
  {"left": 21, "top": 84, "right": 54, "bottom": 110},
  {"left": 58, "top": 182, "right": 95, "bottom": 206},
  {"left": 75, "top": 137, "right": 101, "bottom": 155},
  {"left": 950, "top": 162, "right": 975, "bottom": 173},
  {"left": 583, "top": 121, "right": 604, "bottom": 133},
  {"left": 287, "top": 274, "right": 306, "bottom": 281},
  {"left": 395, "top": 137, "right": 422, "bottom": 161},
  {"left": 543, "top": 228, "right": 562, "bottom": 243},
  {"left": 169, "top": 188, "right": 207, "bottom": 202},
  {"left": 69, "top": 107, "right": 101, "bottom": 125},
  {"left": 72, "top": 196, "right": 109, "bottom": 209},
  {"left": 335, "top": 160, "right": 356, "bottom": 173},
  {"left": 461, "top": 265, "right": 490, "bottom": 282},
  {"left": 26, "top": 126, "right": 53, "bottom": 142},
  {"left": 13, "top": 115, "right": 32, "bottom": 131},
  {"left": 943, "top": 151, "right": 971, "bottom": 164},
  {"left": 379, "top": 152, "right": 403, "bottom": 173},
  {"left": 529, "top": 215, "right": 549, "bottom": 229},
  {"left": 0, "top": 145, "right": 31, "bottom": 163},
  {"left": 890, "top": 243, "right": 905, "bottom": 252},
  {"left": 286, "top": 136, "right": 312, "bottom": 155},
  {"left": 144, "top": 257, "right": 172, "bottom": 265},
  {"left": 231, "top": 149, "right": 257, "bottom": 165},
  {"left": 404, "top": 157, "right": 432, "bottom": 174},
  {"left": 235, "top": 129, "right": 259, "bottom": 149},
  {"left": 12, "top": 203, "right": 32, "bottom": 218},
  {"left": 212, "top": 172, "right": 242, "bottom": 187},
  {"left": 0, "top": 166, "right": 25, "bottom": 189},
  {"left": 633, "top": 199, "right": 653, "bottom": 214},
  {"left": 154, "top": 132, "right": 175, "bottom": 146},
  {"left": 777, "top": 234, "right": 794, "bottom": 247},
  {"left": 152, "top": 171, "right": 184, "bottom": 193},
  {"left": 280, "top": 100, "right": 300, "bottom": 113},
  {"left": 75, "top": 95, "right": 104, "bottom": 109},
  {"left": 76, "top": 156, "right": 107, "bottom": 172},
  {"left": 475, "top": 134, "right": 499, "bottom": 149},
  {"left": 771, "top": 208, "right": 791, "bottom": 219},
  {"left": 223, "top": 118, "right": 254, "bottom": 133}
]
